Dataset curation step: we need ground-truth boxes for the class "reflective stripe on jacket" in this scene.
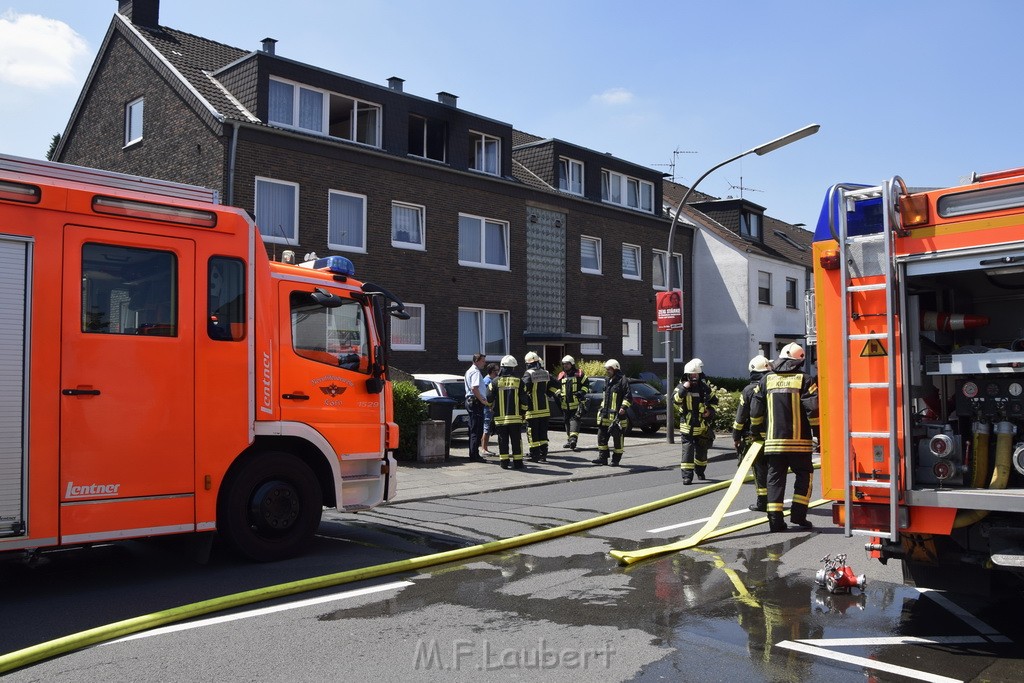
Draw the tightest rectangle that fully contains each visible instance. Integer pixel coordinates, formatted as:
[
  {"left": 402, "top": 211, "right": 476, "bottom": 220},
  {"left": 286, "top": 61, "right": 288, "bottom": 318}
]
[{"left": 750, "top": 371, "right": 819, "bottom": 454}]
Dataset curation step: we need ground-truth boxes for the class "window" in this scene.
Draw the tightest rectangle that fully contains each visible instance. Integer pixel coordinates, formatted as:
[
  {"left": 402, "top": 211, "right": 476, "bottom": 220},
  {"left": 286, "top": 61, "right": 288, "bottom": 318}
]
[
  {"left": 581, "top": 236, "right": 602, "bottom": 274},
  {"left": 328, "top": 190, "right": 366, "bottom": 252},
  {"left": 786, "top": 277, "right": 798, "bottom": 309},
  {"left": 125, "top": 97, "right": 144, "bottom": 146},
  {"left": 290, "top": 291, "right": 370, "bottom": 373},
  {"left": 408, "top": 115, "right": 446, "bottom": 162},
  {"left": 208, "top": 257, "right": 245, "bottom": 341},
  {"left": 255, "top": 177, "right": 298, "bottom": 245},
  {"left": 601, "top": 170, "right": 654, "bottom": 212},
  {"left": 391, "top": 303, "right": 424, "bottom": 350},
  {"left": 758, "top": 271, "right": 772, "bottom": 305},
  {"left": 651, "top": 323, "right": 683, "bottom": 362},
  {"left": 458, "top": 214, "right": 508, "bottom": 269},
  {"left": 81, "top": 243, "right": 176, "bottom": 336},
  {"left": 269, "top": 77, "right": 381, "bottom": 146},
  {"left": 458, "top": 308, "right": 508, "bottom": 359},
  {"left": 652, "top": 250, "right": 682, "bottom": 290},
  {"left": 581, "top": 315, "right": 602, "bottom": 354},
  {"left": 558, "top": 157, "right": 584, "bottom": 195},
  {"left": 622, "top": 243, "right": 641, "bottom": 279},
  {"left": 392, "top": 202, "right": 425, "bottom": 249},
  {"left": 759, "top": 341, "right": 772, "bottom": 358},
  {"left": 469, "top": 131, "right": 500, "bottom": 175},
  {"left": 622, "top": 318, "right": 641, "bottom": 355},
  {"left": 741, "top": 211, "right": 762, "bottom": 240}
]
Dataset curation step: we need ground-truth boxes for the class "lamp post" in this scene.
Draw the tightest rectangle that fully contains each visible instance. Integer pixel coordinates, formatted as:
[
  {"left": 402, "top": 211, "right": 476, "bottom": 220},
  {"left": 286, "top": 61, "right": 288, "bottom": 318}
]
[{"left": 663, "top": 123, "right": 820, "bottom": 443}]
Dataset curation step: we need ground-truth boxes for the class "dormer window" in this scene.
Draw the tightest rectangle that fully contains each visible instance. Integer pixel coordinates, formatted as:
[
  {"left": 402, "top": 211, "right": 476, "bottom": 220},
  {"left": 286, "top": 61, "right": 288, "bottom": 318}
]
[
  {"left": 740, "top": 210, "right": 762, "bottom": 240},
  {"left": 558, "top": 157, "right": 584, "bottom": 195},
  {"left": 268, "top": 77, "right": 381, "bottom": 147},
  {"left": 469, "top": 131, "right": 500, "bottom": 175},
  {"left": 601, "top": 170, "right": 654, "bottom": 213}
]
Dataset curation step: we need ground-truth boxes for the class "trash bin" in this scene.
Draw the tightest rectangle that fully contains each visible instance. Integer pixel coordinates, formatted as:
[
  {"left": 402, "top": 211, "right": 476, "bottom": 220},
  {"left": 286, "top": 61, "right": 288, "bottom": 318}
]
[{"left": 423, "top": 396, "right": 456, "bottom": 458}]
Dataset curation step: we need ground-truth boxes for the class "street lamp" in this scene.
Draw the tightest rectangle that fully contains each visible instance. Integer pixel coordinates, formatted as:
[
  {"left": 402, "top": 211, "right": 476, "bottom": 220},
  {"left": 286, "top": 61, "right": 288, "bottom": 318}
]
[{"left": 663, "top": 123, "right": 820, "bottom": 443}]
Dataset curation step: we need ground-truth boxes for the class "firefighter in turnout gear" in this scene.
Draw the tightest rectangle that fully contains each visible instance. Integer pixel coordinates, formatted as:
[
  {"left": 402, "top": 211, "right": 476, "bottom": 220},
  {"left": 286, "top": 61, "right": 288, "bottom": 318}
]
[
  {"left": 733, "top": 355, "right": 772, "bottom": 511},
  {"left": 554, "top": 355, "right": 590, "bottom": 451},
  {"left": 674, "top": 358, "right": 718, "bottom": 484},
  {"left": 489, "top": 355, "right": 529, "bottom": 469},
  {"left": 592, "top": 359, "right": 632, "bottom": 466},
  {"left": 522, "top": 351, "right": 552, "bottom": 462},
  {"left": 750, "top": 343, "right": 819, "bottom": 532}
]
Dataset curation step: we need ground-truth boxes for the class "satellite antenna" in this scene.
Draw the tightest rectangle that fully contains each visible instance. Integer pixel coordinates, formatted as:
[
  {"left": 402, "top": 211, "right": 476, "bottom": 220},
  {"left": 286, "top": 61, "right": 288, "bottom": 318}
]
[
  {"left": 652, "top": 147, "right": 697, "bottom": 182},
  {"left": 724, "top": 176, "right": 764, "bottom": 199}
]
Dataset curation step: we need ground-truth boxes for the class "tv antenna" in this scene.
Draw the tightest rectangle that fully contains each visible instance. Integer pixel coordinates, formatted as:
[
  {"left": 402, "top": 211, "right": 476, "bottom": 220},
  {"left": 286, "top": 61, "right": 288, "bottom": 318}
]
[
  {"left": 652, "top": 147, "right": 697, "bottom": 182},
  {"left": 724, "top": 176, "right": 763, "bottom": 199}
]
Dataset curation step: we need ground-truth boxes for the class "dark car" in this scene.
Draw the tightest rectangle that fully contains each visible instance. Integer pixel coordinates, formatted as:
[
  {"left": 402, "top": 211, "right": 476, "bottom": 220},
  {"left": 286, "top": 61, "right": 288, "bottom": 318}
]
[{"left": 548, "top": 377, "right": 667, "bottom": 435}]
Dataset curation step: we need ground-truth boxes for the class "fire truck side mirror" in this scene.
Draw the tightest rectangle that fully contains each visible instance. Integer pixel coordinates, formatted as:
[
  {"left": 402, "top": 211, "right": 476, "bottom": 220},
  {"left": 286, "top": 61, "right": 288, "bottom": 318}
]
[
  {"left": 310, "top": 287, "right": 343, "bottom": 308},
  {"left": 365, "top": 344, "right": 385, "bottom": 394}
]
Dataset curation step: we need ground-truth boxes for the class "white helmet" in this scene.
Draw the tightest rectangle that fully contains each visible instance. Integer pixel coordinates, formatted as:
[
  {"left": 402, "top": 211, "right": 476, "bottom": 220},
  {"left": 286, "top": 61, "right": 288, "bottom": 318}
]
[
  {"left": 562, "top": 355, "right": 575, "bottom": 365},
  {"left": 524, "top": 351, "right": 541, "bottom": 364},
  {"left": 748, "top": 355, "right": 772, "bottom": 373},
  {"left": 604, "top": 358, "right": 620, "bottom": 370},
  {"left": 683, "top": 358, "right": 704, "bottom": 375},
  {"left": 500, "top": 355, "right": 518, "bottom": 368},
  {"left": 780, "top": 343, "right": 806, "bottom": 361}
]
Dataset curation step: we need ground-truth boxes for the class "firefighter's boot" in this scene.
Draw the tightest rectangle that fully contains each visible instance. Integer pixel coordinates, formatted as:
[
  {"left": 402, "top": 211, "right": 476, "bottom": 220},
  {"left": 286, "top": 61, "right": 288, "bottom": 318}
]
[
  {"left": 695, "top": 467, "right": 707, "bottom": 480},
  {"left": 748, "top": 496, "right": 767, "bottom": 513},
  {"left": 568, "top": 437, "right": 578, "bottom": 451},
  {"left": 680, "top": 466, "right": 693, "bottom": 485},
  {"left": 768, "top": 512, "right": 788, "bottom": 532},
  {"left": 512, "top": 458, "right": 525, "bottom": 470},
  {"left": 591, "top": 452, "right": 609, "bottom": 466},
  {"left": 790, "top": 504, "right": 814, "bottom": 529},
  {"left": 610, "top": 453, "right": 621, "bottom": 467},
  {"left": 500, "top": 457, "right": 511, "bottom": 470}
]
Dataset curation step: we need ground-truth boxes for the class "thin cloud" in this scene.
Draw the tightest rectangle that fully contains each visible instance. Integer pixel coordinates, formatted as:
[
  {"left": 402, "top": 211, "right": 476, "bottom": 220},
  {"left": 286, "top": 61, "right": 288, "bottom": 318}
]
[
  {"left": 592, "top": 87, "right": 634, "bottom": 106},
  {"left": 0, "top": 11, "right": 89, "bottom": 89}
]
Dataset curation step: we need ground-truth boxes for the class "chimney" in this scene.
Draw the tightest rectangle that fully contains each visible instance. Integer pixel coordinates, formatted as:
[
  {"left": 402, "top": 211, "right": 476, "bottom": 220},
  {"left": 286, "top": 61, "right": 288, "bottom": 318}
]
[
  {"left": 387, "top": 76, "right": 404, "bottom": 92},
  {"left": 261, "top": 37, "right": 277, "bottom": 55},
  {"left": 437, "top": 91, "right": 458, "bottom": 107},
  {"left": 117, "top": 0, "right": 160, "bottom": 28}
]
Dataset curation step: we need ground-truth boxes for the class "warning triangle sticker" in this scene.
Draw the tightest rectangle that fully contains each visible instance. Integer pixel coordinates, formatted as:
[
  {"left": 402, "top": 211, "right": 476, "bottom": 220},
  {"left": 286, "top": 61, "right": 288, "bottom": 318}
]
[{"left": 860, "top": 338, "right": 887, "bottom": 357}]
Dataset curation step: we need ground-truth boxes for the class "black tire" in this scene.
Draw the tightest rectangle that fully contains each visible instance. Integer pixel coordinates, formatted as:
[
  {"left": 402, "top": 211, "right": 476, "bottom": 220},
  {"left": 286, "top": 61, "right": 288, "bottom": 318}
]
[
  {"left": 218, "top": 451, "right": 323, "bottom": 562},
  {"left": 641, "top": 424, "right": 660, "bottom": 435}
]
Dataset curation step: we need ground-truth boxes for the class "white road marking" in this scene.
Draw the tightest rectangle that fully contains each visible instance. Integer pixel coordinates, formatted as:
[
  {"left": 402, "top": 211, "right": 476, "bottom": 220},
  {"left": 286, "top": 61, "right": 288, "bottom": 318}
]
[
  {"left": 795, "top": 635, "right": 989, "bottom": 647},
  {"left": 647, "top": 499, "right": 792, "bottom": 534},
  {"left": 105, "top": 580, "right": 414, "bottom": 644},
  {"left": 917, "top": 588, "right": 1011, "bottom": 641},
  {"left": 776, "top": 640, "right": 963, "bottom": 683}
]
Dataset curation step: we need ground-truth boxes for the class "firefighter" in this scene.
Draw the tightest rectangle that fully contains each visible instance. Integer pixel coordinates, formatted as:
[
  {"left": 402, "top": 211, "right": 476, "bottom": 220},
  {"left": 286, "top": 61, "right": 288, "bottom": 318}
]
[
  {"left": 489, "top": 355, "right": 529, "bottom": 469},
  {"left": 733, "top": 355, "right": 772, "bottom": 511},
  {"left": 592, "top": 359, "right": 632, "bottom": 466},
  {"left": 674, "top": 358, "right": 718, "bottom": 484},
  {"left": 750, "top": 343, "right": 819, "bottom": 532},
  {"left": 554, "top": 355, "right": 590, "bottom": 451},
  {"left": 522, "top": 351, "right": 552, "bottom": 462}
]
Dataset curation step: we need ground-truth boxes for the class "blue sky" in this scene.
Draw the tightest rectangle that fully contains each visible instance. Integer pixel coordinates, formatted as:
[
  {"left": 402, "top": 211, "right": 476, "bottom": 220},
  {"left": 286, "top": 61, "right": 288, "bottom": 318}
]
[{"left": 1, "top": 1, "right": 1021, "bottom": 227}]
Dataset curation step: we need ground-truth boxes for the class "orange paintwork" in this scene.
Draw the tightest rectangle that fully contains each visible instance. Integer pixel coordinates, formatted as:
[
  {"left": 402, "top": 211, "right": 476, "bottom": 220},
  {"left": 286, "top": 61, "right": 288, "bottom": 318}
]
[{"left": 0, "top": 158, "right": 394, "bottom": 554}]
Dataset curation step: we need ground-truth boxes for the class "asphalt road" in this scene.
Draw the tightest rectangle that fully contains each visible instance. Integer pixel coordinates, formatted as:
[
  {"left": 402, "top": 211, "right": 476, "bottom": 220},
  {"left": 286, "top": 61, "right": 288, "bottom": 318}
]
[{"left": 2, "top": 468, "right": 1022, "bottom": 682}]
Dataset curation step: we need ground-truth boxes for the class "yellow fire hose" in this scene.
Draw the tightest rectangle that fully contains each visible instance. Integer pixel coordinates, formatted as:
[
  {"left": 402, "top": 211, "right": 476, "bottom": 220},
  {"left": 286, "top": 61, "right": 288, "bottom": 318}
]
[{"left": 0, "top": 453, "right": 820, "bottom": 674}]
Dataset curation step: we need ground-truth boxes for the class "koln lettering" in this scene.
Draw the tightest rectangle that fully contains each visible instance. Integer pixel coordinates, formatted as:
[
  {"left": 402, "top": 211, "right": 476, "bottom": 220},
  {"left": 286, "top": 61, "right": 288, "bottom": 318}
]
[{"left": 65, "top": 481, "right": 121, "bottom": 499}]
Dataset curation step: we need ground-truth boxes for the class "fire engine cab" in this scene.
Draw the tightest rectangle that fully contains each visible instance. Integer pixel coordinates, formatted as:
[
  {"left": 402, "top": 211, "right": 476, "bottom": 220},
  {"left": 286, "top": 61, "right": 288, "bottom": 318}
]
[
  {"left": 0, "top": 154, "right": 405, "bottom": 562},
  {"left": 813, "top": 167, "right": 1024, "bottom": 592}
]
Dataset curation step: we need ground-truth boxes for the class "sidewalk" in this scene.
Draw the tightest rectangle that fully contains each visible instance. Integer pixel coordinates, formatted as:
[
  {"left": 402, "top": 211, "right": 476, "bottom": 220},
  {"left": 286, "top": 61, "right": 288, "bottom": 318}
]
[{"left": 394, "top": 431, "right": 739, "bottom": 502}]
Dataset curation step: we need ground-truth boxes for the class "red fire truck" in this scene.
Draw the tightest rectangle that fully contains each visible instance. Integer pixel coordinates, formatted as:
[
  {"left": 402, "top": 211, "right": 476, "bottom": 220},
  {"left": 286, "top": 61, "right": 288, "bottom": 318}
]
[
  {"left": 0, "top": 154, "right": 406, "bottom": 562},
  {"left": 813, "top": 167, "right": 1024, "bottom": 592}
]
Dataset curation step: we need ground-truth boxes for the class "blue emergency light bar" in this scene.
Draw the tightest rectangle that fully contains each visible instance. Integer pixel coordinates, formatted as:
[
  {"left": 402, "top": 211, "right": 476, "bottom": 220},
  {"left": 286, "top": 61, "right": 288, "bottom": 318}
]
[
  {"left": 300, "top": 255, "right": 356, "bottom": 276},
  {"left": 813, "top": 184, "right": 884, "bottom": 242}
]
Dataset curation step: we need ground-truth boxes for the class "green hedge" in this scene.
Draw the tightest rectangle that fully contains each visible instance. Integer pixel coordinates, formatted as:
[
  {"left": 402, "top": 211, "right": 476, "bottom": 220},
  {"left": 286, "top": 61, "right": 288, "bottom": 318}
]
[{"left": 392, "top": 380, "right": 427, "bottom": 458}]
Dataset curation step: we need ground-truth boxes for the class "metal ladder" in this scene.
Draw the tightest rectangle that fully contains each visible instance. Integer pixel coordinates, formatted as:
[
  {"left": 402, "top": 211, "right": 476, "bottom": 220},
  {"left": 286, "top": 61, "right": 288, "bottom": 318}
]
[{"left": 831, "top": 179, "right": 904, "bottom": 542}]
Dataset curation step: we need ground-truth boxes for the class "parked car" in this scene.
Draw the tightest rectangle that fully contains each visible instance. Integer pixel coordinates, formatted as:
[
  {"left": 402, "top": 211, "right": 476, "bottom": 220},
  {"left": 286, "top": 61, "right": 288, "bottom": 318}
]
[
  {"left": 548, "top": 377, "right": 667, "bottom": 435},
  {"left": 412, "top": 373, "right": 469, "bottom": 436}
]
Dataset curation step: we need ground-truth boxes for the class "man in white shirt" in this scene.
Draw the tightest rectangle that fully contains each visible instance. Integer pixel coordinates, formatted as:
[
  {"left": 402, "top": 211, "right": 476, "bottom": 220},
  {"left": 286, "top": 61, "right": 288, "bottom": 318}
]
[{"left": 464, "top": 353, "right": 490, "bottom": 461}]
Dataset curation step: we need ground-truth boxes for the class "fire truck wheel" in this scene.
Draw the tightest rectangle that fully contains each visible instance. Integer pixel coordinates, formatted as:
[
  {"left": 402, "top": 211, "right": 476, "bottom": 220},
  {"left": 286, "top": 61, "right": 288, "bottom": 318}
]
[{"left": 218, "top": 451, "right": 323, "bottom": 562}]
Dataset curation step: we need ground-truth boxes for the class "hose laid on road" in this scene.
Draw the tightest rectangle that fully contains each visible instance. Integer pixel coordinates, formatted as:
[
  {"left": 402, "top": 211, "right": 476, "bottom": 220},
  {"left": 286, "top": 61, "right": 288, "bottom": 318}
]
[{"left": 0, "top": 460, "right": 809, "bottom": 674}]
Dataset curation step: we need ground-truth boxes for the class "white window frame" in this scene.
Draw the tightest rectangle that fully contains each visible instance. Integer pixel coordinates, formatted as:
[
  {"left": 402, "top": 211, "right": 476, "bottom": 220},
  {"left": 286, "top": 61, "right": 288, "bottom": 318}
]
[
  {"left": 622, "top": 318, "right": 642, "bottom": 356},
  {"left": 391, "top": 201, "right": 426, "bottom": 250},
  {"left": 457, "top": 307, "right": 509, "bottom": 360},
  {"left": 268, "top": 76, "right": 382, "bottom": 147},
  {"left": 581, "top": 315, "right": 602, "bottom": 355},
  {"left": 652, "top": 249, "right": 682, "bottom": 291},
  {"left": 581, "top": 235, "right": 602, "bottom": 275},
  {"left": 558, "top": 156, "right": 584, "bottom": 195},
  {"left": 458, "top": 213, "right": 509, "bottom": 270},
  {"left": 786, "top": 277, "right": 799, "bottom": 309},
  {"left": 652, "top": 323, "right": 683, "bottom": 363},
  {"left": 758, "top": 271, "right": 772, "bottom": 305},
  {"left": 254, "top": 176, "right": 299, "bottom": 246},
  {"left": 741, "top": 211, "right": 762, "bottom": 240},
  {"left": 125, "top": 97, "right": 144, "bottom": 146},
  {"left": 622, "top": 243, "right": 641, "bottom": 280},
  {"left": 601, "top": 169, "right": 654, "bottom": 213},
  {"left": 391, "top": 303, "right": 425, "bottom": 351},
  {"left": 327, "top": 189, "right": 367, "bottom": 253},
  {"left": 469, "top": 131, "right": 500, "bottom": 175}
]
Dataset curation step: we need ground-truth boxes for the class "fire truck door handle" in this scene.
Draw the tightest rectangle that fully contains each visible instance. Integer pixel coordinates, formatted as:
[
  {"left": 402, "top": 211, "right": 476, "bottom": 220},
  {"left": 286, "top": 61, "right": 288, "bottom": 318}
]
[
  {"left": 62, "top": 388, "right": 101, "bottom": 396},
  {"left": 282, "top": 393, "right": 310, "bottom": 401}
]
